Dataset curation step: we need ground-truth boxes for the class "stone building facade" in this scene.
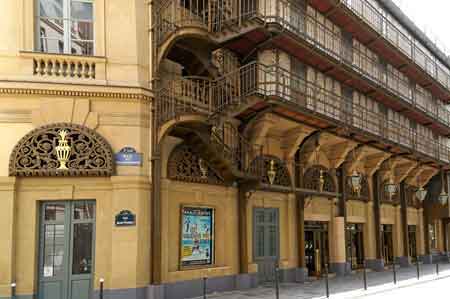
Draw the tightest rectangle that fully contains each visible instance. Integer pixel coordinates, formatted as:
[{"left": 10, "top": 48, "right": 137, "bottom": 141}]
[{"left": 1, "top": 1, "right": 450, "bottom": 299}]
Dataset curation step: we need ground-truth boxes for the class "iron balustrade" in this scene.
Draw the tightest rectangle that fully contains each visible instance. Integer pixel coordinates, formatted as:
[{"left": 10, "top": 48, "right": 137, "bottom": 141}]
[
  {"left": 154, "top": 0, "right": 450, "bottom": 129},
  {"left": 342, "top": 0, "right": 450, "bottom": 90},
  {"left": 156, "top": 62, "right": 450, "bottom": 163}
]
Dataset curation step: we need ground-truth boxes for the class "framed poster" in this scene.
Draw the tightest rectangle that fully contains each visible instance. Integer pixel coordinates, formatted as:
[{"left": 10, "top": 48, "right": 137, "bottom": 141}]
[{"left": 180, "top": 206, "right": 214, "bottom": 267}]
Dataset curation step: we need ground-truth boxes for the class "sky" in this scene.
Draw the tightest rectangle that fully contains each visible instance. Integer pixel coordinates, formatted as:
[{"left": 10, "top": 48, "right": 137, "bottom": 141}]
[{"left": 392, "top": 0, "right": 450, "bottom": 55}]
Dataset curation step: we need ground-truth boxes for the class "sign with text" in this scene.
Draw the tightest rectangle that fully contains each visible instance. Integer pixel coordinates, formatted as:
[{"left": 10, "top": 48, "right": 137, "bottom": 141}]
[
  {"left": 180, "top": 207, "right": 214, "bottom": 267},
  {"left": 115, "top": 210, "right": 136, "bottom": 226},
  {"left": 115, "top": 147, "right": 142, "bottom": 166}
]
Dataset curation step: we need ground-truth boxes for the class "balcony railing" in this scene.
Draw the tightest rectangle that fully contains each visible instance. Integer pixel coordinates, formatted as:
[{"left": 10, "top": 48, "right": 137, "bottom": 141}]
[
  {"left": 342, "top": 0, "right": 450, "bottom": 91},
  {"left": 155, "top": 0, "right": 450, "bottom": 129},
  {"left": 157, "top": 62, "right": 450, "bottom": 164}
]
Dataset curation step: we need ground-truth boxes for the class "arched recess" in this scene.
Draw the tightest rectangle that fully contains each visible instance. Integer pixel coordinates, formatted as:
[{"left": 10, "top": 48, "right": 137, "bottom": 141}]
[
  {"left": 157, "top": 114, "right": 210, "bottom": 144},
  {"left": 9, "top": 123, "right": 113, "bottom": 177},
  {"left": 157, "top": 31, "right": 217, "bottom": 77},
  {"left": 249, "top": 155, "right": 292, "bottom": 187},
  {"left": 303, "top": 165, "right": 336, "bottom": 193},
  {"left": 167, "top": 142, "right": 225, "bottom": 185}
]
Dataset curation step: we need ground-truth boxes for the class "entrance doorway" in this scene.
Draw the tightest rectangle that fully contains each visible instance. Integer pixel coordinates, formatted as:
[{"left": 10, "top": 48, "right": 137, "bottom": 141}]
[
  {"left": 305, "top": 221, "right": 329, "bottom": 277},
  {"left": 253, "top": 208, "right": 279, "bottom": 283},
  {"left": 346, "top": 223, "right": 364, "bottom": 269},
  {"left": 38, "top": 201, "right": 95, "bottom": 299},
  {"left": 408, "top": 225, "right": 417, "bottom": 262},
  {"left": 381, "top": 224, "right": 394, "bottom": 265}
]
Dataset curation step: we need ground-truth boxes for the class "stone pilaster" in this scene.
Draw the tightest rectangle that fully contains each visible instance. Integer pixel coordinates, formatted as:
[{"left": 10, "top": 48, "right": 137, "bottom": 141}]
[{"left": 0, "top": 177, "right": 16, "bottom": 298}]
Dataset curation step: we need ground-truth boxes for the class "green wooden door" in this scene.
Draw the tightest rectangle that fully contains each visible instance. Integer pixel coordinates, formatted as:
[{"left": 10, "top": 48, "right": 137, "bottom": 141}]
[
  {"left": 253, "top": 208, "right": 279, "bottom": 283},
  {"left": 39, "top": 201, "right": 95, "bottom": 299}
]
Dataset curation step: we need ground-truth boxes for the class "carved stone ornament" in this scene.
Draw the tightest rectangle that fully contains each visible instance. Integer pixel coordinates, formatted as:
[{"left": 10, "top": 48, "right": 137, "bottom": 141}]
[{"left": 9, "top": 123, "right": 114, "bottom": 177}]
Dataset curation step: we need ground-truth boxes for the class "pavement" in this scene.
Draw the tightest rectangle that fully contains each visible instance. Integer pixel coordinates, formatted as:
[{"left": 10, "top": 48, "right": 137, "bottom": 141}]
[{"left": 199, "top": 263, "right": 450, "bottom": 299}]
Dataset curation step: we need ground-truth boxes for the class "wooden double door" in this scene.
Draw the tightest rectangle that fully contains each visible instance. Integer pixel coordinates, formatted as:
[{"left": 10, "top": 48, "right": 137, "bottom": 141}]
[{"left": 38, "top": 201, "right": 95, "bottom": 299}]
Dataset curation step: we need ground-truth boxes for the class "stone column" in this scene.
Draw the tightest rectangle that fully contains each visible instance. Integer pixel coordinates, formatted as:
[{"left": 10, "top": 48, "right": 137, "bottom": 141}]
[
  {"left": 393, "top": 205, "right": 404, "bottom": 264},
  {"left": 399, "top": 182, "right": 410, "bottom": 266},
  {"left": 364, "top": 201, "right": 376, "bottom": 263},
  {"left": 296, "top": 194, "right": 307, "bottom": 282},
  {"left": 329, "top": 217, "right": 347, "bottom": 275},
  {"left": 368, "top": 171, "right": 384, "bottom": 271},
  {"left": 417, "top": 208, "right": 426, "bottom": 256},
  {"left": 236, "top": 186, "right": 257, "bottom": 289},
  {"left": 0, "top": 178, "right": 16, "bottom": 299}
]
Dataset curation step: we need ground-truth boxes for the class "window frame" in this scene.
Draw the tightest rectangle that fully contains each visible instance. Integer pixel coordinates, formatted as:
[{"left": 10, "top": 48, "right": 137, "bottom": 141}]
[{"left": 36, "top": 0, "right": 95, "bottom": 56}]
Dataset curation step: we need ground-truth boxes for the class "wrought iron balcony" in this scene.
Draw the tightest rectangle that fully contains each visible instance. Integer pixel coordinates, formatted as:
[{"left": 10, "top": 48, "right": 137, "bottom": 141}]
[
  {"left": 156, "top": 62, "right": 450, "bottom": 164},
  {"left": 154, "top": 0, "right": 450, "bottom": 131},
  {"left": 341, "top": 0, "right": 450, "bottom": 92}
]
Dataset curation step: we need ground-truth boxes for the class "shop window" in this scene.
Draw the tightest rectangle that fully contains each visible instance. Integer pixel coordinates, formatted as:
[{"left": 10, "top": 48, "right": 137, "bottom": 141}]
[{"left": 37, "top": 0, "right": 94, "bottom": 55}]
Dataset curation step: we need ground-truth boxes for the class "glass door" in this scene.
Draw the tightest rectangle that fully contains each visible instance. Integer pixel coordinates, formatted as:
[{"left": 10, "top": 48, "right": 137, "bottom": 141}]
[
  {"left": 305, "top": 222, "right": 329, "bottom": 277},
  {"left": 381, "top": 224, "right": 394, "bottom": 265},
  {"left": 346, "top": 223, "right": 365, "bottom": 269},
  {"left": 39, "top": 201, "right": 95, "bottom": 299},
  {"left": 408, "top": 225, "right": 417, "bottom": 262}
]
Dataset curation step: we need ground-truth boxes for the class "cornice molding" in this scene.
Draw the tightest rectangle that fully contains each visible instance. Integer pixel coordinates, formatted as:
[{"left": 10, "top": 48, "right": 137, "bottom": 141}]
[{"left": 0, "top": 87, "right": 153, "bottom": 101}]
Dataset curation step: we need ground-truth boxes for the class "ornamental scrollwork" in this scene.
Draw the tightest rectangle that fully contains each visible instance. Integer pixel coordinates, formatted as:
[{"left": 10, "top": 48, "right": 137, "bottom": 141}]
[
  {"left": 303, "top": 165, "right": 336, "bottom": 192},
  {"left": 167, "top": 143, "right": 225, "bottom": 185},
  {"left": 249, "top": 155, "right": 292, "bottom": 187},
  {"left": 9, "top": 123, "right": 113, "bottom": 177}
]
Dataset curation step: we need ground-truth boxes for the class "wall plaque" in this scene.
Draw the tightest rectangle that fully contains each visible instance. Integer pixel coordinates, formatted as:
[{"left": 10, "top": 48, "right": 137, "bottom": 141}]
[
  {"left": 115, "top": 147, "right": 142, "bottom": 166},
  {"left": 115, "top": 210, "right": 136, "bottom": 226}
]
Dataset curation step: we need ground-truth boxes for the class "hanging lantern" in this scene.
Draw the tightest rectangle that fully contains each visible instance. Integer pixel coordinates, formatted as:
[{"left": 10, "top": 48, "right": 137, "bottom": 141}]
[
  {"left": 439, "top": 190, "right": 448, "bottom": 205},
  {"left": 415, "top": 186, "right": 427, "bottom": 202},
  {"left": 267, "top": 160, "right": 276, "bottom": 185},
  {"left": 349, "top": 170, "right": 362, "bottom": 196},
  {"left": 384, "top": 177, "right": 397, "bottom": 199}
]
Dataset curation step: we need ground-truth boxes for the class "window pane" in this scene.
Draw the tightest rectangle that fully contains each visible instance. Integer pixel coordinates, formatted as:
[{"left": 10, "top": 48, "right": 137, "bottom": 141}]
[
  {"left": 71, "top": 1, "right": 93, "bottom": 20},
  {"left": 72, "top": 223, "right": 93, "bottom": 274},
  {"left": 70, "top": 40, "right": 94, "bottom": 55},
  {"left": 44, "top": 204, "right": 65, "bottom": 221},
  {"left": 39, "top": 18, "right": 65, "bottom": 53},
  {"left": 73, "top": 202, "right": 94, "bottom": 220},
  {"left": 71, "top": 21, "right": 93, "bottom": 40},
  {"left": 43, "top": 224, "right": 65, "bottom": 277},
  {"left": 39, "top": 0, "right": 63, "bottom": 18}
]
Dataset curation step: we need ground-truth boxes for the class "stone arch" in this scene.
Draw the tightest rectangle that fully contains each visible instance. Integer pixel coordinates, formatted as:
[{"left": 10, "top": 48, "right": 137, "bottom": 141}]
[
  {"left": 167, "top": 142, "right": 224, "bottom": 185},
  {"left": 249, "top": 155, "right": 292, "bottom": 187},
  {"left": 9, "top": 123, "right": 113, "bottom": 177},
  {"left": 303, "top": 165, "right": 336, "bottom": 192},
  {"left": 157, "top": 114, "right": 209, "bottom": 144}
]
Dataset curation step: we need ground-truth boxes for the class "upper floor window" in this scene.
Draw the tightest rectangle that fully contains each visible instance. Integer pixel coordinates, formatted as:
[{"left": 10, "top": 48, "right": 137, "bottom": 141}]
[{"left": 37, "top": 0, "right": 94, "bottom": 55}]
